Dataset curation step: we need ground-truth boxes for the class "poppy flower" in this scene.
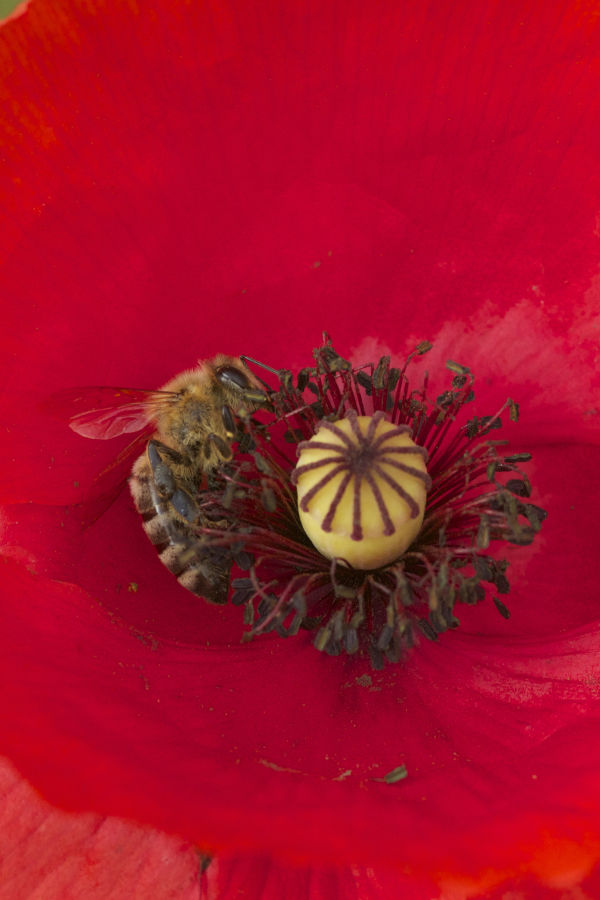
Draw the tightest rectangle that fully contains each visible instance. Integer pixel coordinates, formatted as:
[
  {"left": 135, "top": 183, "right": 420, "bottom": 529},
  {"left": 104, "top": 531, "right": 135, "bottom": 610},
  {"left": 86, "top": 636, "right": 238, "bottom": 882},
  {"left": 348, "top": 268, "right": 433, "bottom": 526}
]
[{"left": 1, "top": 0, "right": 600, "bottom": 896}]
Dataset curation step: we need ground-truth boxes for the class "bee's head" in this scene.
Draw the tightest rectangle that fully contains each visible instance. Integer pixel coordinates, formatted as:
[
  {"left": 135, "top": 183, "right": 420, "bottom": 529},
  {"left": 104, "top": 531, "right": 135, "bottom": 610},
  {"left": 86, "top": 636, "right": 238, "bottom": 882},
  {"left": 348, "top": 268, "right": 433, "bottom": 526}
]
[{"left": 212, "top": 355, "right": 271, "bottom": 408}]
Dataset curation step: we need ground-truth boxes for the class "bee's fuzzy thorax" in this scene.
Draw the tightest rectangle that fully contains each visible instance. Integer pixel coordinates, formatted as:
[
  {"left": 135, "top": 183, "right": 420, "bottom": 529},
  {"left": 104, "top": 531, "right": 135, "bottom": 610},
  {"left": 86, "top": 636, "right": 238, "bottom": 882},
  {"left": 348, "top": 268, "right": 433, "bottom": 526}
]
[{"left": 159, "top": 360, "right": 217, "bottom": 395}]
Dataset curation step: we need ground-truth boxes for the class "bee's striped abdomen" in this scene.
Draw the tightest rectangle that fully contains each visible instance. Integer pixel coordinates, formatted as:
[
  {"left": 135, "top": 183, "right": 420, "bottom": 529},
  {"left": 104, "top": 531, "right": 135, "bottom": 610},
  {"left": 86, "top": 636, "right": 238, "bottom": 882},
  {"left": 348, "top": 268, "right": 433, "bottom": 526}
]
[{"left": 129, "top": 452, "right": 229, "bottom": 604}]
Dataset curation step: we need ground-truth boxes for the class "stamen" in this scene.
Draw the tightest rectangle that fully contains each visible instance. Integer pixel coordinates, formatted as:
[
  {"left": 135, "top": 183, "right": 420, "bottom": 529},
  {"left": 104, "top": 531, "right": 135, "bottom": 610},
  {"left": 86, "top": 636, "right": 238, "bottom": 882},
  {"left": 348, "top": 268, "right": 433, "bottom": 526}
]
[{"left": 179, "top": 336, "right": 545, "bottom": 669}]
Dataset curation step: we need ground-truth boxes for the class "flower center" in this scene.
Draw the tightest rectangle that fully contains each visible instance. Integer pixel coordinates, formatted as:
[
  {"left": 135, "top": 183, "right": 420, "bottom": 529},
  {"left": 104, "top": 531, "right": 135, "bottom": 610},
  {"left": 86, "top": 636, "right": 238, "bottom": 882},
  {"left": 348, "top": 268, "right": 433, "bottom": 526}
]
[
  {"left": 293, "top": 411, "right": 431, "bottom": 568},
  {"left": 187, "top": 337, "right": 546, "bottom": 668}
]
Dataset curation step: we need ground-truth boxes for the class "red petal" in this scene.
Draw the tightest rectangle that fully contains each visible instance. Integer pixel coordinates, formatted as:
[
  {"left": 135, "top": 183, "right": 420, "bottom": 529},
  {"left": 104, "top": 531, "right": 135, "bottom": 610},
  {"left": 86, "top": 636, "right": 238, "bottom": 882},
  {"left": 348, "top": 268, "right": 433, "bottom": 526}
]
[
  {"left": 1, "top": 0, "right": 600, "bottom": 501},
  {"left": 201, "top": 855, "right": 439, "bottom": 900},
  {"left": 201, "top": 854, "right": 600, "bottom": 900},
  {"left": 1, "top": 443, "right": 600, "bottom": 876},
  {"left": 0, "top": 757, "right": 201, "bottom": 898}
]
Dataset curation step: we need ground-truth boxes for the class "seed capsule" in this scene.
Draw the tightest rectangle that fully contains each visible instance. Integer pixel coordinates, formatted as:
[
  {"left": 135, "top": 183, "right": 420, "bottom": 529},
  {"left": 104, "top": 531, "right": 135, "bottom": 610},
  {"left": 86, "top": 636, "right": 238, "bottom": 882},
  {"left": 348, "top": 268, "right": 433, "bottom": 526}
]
[{"left": 292, "top": 411, "right": 430, "bottom": 569}]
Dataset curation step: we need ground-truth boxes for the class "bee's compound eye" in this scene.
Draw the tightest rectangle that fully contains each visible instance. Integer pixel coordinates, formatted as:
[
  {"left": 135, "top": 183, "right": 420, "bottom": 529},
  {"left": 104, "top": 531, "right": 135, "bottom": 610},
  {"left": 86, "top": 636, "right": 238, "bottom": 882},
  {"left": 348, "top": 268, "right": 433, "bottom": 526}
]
[{"left": 215, "top": 365, "right": 251, "bottom": 390}]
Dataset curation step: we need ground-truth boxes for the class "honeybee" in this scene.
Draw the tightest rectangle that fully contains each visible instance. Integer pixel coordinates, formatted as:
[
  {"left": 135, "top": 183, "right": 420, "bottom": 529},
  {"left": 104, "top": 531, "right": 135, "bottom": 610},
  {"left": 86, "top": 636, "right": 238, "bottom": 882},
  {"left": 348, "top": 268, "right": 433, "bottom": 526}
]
[{"left": 67, "top": 355, "right": 271, "bottom": 604}]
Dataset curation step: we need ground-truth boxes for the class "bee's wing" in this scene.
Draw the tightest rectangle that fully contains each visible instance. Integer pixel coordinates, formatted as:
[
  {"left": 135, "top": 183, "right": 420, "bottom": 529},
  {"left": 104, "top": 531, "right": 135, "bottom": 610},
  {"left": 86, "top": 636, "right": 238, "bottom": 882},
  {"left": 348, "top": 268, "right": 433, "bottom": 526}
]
[
  {"left": 42, "top": 387, "right": 171, "bottom": 527},
  {"left": 77, "top": 429, "right": 157, "bottom": 528},
  {"left": 48, "top": 387, "right": 175, "bottom": 439}
]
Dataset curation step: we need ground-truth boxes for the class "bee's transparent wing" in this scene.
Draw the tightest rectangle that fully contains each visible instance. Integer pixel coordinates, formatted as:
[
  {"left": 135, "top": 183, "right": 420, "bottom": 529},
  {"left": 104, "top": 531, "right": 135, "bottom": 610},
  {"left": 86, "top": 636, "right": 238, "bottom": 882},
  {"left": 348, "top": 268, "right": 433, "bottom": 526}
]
[{"left": 47, "top": 386, "right": 175, "bottom": 439}]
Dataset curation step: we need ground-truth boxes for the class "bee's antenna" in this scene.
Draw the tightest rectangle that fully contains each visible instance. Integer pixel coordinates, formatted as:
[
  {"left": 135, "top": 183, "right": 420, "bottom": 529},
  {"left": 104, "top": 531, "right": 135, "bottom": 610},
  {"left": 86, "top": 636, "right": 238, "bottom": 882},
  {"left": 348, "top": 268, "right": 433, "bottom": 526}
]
[{"left": 240, "top": 355, "right": 280, "bottom": 377}]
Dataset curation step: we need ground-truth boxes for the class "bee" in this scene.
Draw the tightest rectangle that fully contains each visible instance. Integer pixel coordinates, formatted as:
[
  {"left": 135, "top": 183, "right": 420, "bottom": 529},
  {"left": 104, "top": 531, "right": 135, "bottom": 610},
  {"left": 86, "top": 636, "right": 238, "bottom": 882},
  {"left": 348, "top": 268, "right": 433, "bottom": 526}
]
[{"left": 66, "top": 355, "right": 271, "bottom": 604}]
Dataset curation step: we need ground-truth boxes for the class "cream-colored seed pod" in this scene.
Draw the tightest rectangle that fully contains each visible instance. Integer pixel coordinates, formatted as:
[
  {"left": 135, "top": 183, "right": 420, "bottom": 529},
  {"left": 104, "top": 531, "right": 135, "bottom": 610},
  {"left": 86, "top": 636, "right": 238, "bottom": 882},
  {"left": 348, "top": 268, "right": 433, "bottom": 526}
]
[{"left": 292, "top": 411, "right": 431, "bottom": 569}]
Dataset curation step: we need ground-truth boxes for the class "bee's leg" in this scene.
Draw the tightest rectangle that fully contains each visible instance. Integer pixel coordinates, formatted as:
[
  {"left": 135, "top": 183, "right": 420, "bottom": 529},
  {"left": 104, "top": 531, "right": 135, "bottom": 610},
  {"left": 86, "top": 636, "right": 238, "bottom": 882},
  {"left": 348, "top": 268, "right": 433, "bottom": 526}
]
[
  {"left": 203, "top": 404, "right": 262, "bottom": 470},
  {"left": 141, "top": 440, "right": 230, "bottom": 604},
  {"left": 203, "top": 431, "right": 233, "bottom": 463},
  {"left": 146, "top": 440, "right": 176, "bottom": 498},
  {"left": 130, "top": 441, "right": 174, "bottom": 519},
  {"left": 221, "top": 404, "right": 236, "bottom": 438},
  {"left": 242, "top": 387, "right": 273, "bottom": 407},
  {"left": 147, "top": 439, "right": 186, "bottom": 480},
  {"left": 146, "top": 440, "right": 200, "bottom": 522}
]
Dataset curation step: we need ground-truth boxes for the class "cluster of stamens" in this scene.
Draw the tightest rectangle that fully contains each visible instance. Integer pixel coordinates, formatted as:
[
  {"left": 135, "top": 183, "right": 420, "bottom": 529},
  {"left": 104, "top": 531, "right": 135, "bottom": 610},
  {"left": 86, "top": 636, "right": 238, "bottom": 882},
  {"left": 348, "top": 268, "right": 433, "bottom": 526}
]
[{"left": 190, "top": 337, "right": 546, "bottom": 668}]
